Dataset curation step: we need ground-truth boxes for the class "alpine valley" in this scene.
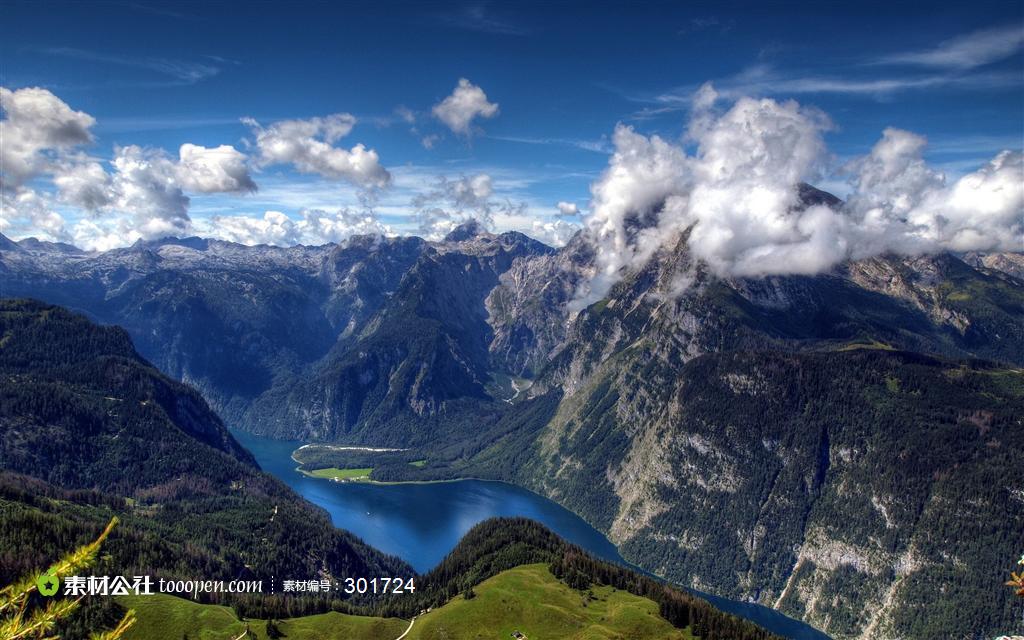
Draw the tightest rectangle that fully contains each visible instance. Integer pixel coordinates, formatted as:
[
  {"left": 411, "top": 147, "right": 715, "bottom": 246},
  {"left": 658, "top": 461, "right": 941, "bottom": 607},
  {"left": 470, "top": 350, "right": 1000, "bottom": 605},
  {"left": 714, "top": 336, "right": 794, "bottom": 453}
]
[{"left": 2, "top": 180, "right": 1021, "bottom": 640}]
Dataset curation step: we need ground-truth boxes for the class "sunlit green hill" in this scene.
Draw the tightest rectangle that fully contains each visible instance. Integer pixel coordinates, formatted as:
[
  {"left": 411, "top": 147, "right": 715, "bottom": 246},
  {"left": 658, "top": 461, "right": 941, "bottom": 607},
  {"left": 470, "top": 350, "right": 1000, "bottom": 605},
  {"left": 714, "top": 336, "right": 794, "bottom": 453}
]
[{"left": 122, "top": 564, "right": 694, "bottom": 640}]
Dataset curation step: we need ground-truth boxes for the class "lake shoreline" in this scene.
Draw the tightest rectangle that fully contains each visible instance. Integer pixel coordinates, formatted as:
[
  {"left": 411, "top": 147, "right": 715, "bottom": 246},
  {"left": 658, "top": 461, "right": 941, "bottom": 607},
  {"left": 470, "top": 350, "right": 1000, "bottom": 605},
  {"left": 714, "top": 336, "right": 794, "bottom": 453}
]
[
  {"left": 291, "top": 445, "right": 508, "bottom": 487},
  {"left": 236, "top": 429, "right": 832, "bottom": 640}
]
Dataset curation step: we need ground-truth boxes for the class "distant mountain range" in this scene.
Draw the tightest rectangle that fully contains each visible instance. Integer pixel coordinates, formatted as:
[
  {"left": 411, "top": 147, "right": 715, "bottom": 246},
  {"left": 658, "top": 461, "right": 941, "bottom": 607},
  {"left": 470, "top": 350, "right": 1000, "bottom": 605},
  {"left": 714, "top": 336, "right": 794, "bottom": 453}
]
[{"left": 2, "top": 185, "right": 1022, "bottom": 639}]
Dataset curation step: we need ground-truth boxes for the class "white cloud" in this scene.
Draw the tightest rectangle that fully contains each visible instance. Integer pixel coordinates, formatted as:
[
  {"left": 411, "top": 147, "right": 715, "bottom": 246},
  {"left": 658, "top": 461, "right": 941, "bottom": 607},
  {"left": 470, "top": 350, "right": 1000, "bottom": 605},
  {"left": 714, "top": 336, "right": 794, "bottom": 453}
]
[
  {"left": 876, "top": 24, "right": 1024, "bottom": 69},
  {"left": 207, "top": 208, "right": 391, "bottom": 246},
  {"left": 0, "top": 86, "right": 96, "bottom": 186},
  {"left": 844, "top": 129, "right": 1023, "bottom": 256},
  {"left": 641, "top": 61, "right": 1021, "bottom": 114},
  {"left": 0, "top": 188, "right": 69, "bottom": 242},
  {"left": 941, "top": 151, "right": 1023, "bottom": 249},
  {"left": 632, "top": 28, "right": 1024, "bottom": 118},
  {"left": 46, "top": 143, "right": 257, "bottom": 245},
  {"left": 71, "top": 218, "right": 145, "bottom": 252},
  {"left": 207, "top": 210, "right": 298, "bottom": 246},
  {"left": 487, "top": 134, "right": 611, "bottom": 153},
  {"left": 556, "top": 201, "right": 580, "bottom": 216},
  {"left": 682, "top": 96, "right": 837, "bottom": 277},
  {"left": 532, "top": 219, "right": 580, "bottom": 247},
  {"left": 1, "top": 86, "right": 267, "bottom": 247},
  {"left": 451, "top": 173, "right": 494, "bottom": 207},
  {"left": 245, "top": 114, "right": 391, "bottom": 188},
  {"left": 395, "top": 106, "right": 417, "bottom": 124},
  {"left": 176, "top": 143, "right": 256, "bottom": 193},
  {"left": 52, "top": 155, "right": 113, "bottom": 211},
  {"left": 40, "top": 47, "right": 223, "bottom": 85},
  {"left": 440, "top": 6, "right": 531, "bottom": 36},
  {"left": 576, "top": 86, "right": 1023, "bottom": 305},
  {"left": 413, "top": 173, "right": 521, "bottom": 239},
  {"left": 108, "top": 144, "right": 192, "bottom": 238},
  {"left": 582, "top": 124, "right": 690, "bottom": 297},
  {"left": 432, "top": 78, "right": 499, "bottom": 135},
  {"left": 300, "top": 208, "right": 391, "bottom": 243}
]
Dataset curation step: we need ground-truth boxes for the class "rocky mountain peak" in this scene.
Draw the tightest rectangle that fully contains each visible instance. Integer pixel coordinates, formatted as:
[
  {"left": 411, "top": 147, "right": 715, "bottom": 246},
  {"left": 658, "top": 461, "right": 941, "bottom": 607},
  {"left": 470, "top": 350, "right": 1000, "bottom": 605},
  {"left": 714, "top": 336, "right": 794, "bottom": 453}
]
[
  {"left": 796, "top": 182, "right": 842, "bottom": 209},
  {"left": 0, "top": 234, "right": 21, "bottom": 252},
  {"left": 444, "top": 219, "right": 488, "bottom": 242}
]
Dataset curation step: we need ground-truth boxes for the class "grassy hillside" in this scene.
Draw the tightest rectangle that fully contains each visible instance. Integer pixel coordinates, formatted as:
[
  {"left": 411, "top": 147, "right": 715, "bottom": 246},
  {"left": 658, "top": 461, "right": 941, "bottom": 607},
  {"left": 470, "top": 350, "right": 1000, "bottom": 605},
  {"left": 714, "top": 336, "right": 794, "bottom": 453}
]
[
  {"left": 120, "top": 593, "right": 408, "bottom": 640},
  {"left": 304, "top": 466, "right": 374, "bottom": 481},
  {"left": 120, "top": 564, "right": 694, "bottom": 640},
  {"left": 408, "top": 563, "right": 694, "bottom": 640}
]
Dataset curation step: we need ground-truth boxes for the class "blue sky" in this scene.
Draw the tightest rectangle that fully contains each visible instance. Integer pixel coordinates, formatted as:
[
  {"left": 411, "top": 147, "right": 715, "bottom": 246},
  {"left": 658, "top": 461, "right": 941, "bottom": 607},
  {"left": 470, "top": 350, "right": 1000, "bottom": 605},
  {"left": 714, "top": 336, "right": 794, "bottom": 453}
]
[{"left": 1, "top": 0, "right": 1022, "bottom": 249}]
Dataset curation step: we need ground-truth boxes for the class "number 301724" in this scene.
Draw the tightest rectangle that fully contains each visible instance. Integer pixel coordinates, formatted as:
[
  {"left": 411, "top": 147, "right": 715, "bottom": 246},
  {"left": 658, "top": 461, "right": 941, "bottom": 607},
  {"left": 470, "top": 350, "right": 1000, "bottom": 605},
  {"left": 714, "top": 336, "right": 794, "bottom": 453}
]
[{"left": 343, "top": 577, "right": 416, "bottom": 594}]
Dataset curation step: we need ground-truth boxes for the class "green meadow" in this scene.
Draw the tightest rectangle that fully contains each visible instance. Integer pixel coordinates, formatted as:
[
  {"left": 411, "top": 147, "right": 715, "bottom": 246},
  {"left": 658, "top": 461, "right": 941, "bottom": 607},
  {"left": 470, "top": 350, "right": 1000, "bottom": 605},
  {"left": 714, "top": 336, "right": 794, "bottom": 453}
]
[
  {"left": 303, "top": 466, "right": 374, "bottom": 481},
  {"left": 407, "top": 563, "right": 695, "bottom": 640},
  {"left": 119, "top": 564, "right": 695, "bottom": 640},
  {"left": 120, "top": 593, "right": 407, "bottom": 640}
]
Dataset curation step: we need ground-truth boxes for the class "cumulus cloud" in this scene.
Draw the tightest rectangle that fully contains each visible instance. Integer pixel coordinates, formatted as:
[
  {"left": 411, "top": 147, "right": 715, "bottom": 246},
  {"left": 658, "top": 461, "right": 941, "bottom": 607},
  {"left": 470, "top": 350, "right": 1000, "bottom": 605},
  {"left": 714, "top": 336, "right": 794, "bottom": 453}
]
[
  {"left": 844, "top": 129, "right": 1023, "bottom": 255},
  {"left": 69, "top": 218, "right": 142, "bottom": 252},
  {"left": 1, "top": 86, "right": 265, "bottom": 248},
  {"left": 208, "top": 208, "right": 390, "bottom": 246},
  {"left": 52, "top": 155, "right": 113, "bottom": 211},
  {"left": 1, "top": 88, "right": 396, "bottom": 251},
  {"left": 582, "top": 124, "right": 690, "bottom": 297},
  {"left": 45, "top": 143, "right": 258, "bottom": 246},
  {"left": 245, "top": 114, "right": 391, "bottom": 188},
  {"left": 108, "top": 145, "right": 192, "bottom": 238},
  {"left": 19, "top": 144, "right": 207, "bottom": 246},
  {"left": 432, "top": 78, "right": 499, "bottom": 136},
  {"left": 413, "top": 173, "right": 530, "bottom": 240},
  {"left": 556, "top": 201, "right": 580, "bottom": 216},
  {"left": 532, "top": 219, "right": 581, "bottom": 247},
  {"left": 176, "top": 143, "right": 256, "bottom": 193},
  {"left": 0, "top": 86, "right": 96, "bottom": 186},
  {"left": 211, "top": 210, "right": 297, "bottom": 246},
  {"left": 577, "top": 85, "right": 1023, "bottom": 305},
  {"left": 0, "top": 188, "right": 70, "bottom": 242}
]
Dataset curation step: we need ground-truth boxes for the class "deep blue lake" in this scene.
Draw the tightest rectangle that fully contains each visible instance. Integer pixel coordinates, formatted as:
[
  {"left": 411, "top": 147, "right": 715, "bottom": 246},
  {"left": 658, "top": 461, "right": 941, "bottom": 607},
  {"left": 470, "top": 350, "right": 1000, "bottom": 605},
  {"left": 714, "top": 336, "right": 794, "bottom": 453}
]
[{"left": 232, "top": 429, "right": 831, "bottom": 640}]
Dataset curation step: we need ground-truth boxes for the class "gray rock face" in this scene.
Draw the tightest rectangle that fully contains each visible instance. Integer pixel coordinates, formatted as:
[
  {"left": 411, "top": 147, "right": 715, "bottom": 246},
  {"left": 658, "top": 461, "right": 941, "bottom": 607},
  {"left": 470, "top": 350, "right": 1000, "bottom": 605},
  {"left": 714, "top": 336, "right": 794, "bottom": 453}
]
[
  {"left": 492, "top": 229, "right": 1023, "bottom": 640},
  {"left": 961, "top": 250, "right": 1024, "bottom": 279}
]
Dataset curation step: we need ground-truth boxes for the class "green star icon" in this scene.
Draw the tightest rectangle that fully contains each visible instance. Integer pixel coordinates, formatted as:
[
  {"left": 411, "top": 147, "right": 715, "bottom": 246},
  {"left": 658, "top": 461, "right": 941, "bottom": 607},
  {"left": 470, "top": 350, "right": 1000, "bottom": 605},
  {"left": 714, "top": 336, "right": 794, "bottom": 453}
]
[{"left": 36, "top": 573, "right": 59, "bottom": 597}]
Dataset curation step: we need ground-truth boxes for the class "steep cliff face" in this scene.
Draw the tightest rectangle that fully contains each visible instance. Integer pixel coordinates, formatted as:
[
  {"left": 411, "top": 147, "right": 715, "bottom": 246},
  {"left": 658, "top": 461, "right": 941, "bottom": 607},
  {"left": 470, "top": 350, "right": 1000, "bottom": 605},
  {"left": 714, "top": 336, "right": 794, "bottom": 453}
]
[
  {"left": 962, "top": 250, "right": 1024, "bottom": 280},
  {"left": 240, "top": 225, "right": 554, "bottom": 443},
  {"left": 482, "top": 227, "right": 1024, "bottom": 638},
  {"left": 485, "top": 231, "right": 595, "bottom": 378},
  {"left": 518, "top": 345, "right": 1022, "bottom": 639}
]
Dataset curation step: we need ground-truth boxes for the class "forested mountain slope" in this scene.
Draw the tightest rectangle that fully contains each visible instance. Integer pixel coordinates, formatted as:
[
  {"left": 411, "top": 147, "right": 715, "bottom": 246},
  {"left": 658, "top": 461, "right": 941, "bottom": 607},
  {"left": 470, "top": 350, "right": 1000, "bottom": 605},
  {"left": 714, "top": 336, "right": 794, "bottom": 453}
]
[{"left": 0, "top": 299, "right": 410, "bottom": 609}]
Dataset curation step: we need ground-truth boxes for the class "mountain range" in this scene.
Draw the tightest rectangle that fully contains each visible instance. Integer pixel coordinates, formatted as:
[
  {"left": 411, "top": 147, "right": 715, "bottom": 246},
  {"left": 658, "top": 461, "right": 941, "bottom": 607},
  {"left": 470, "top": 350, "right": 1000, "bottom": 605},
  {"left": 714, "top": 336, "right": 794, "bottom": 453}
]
[
  {"left": 2, "top": 184, "right": 1022, "bottom": 639},
  {"left": 0, "top": 299, "right": 779, "bottom": 640}
]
